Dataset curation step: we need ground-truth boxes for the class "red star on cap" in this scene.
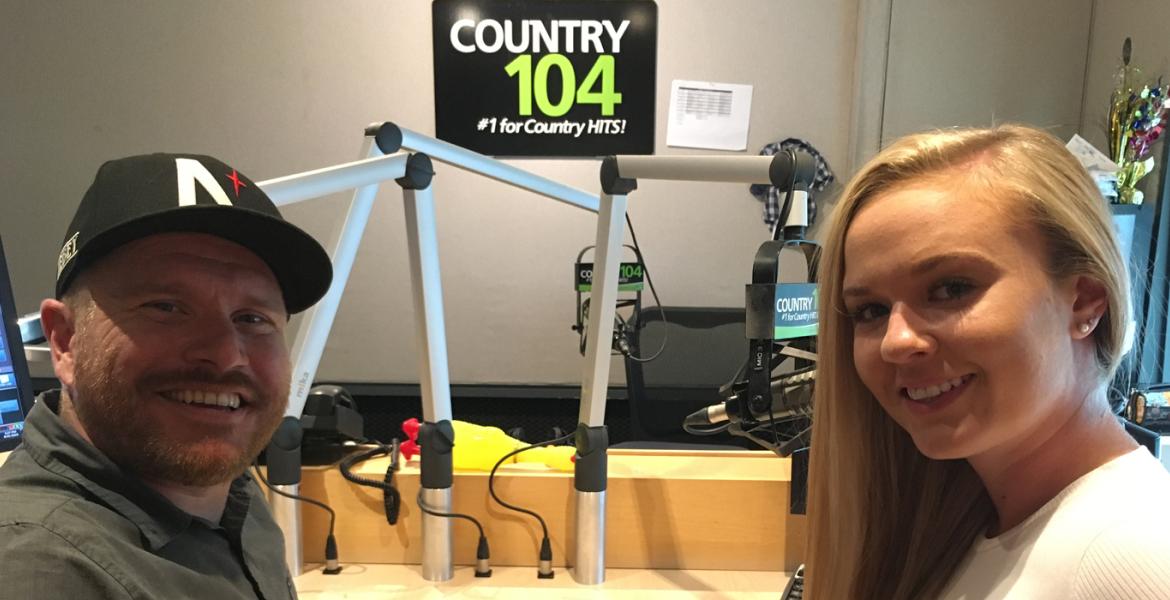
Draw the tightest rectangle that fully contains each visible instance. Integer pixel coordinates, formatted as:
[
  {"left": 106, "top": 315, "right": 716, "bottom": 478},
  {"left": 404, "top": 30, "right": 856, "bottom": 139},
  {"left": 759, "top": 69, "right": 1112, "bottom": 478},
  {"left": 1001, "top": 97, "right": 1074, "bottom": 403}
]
[{"left": 226, "top": 169, "right": 247, "bottom": 197}]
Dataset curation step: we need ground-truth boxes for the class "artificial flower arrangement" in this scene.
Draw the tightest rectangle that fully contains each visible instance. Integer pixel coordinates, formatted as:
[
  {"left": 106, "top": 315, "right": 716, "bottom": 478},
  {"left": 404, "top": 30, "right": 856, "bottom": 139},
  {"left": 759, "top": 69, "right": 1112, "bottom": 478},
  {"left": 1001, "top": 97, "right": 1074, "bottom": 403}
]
[{"left": 1108, "top": 38, "right": 1170, "bottom": 205}]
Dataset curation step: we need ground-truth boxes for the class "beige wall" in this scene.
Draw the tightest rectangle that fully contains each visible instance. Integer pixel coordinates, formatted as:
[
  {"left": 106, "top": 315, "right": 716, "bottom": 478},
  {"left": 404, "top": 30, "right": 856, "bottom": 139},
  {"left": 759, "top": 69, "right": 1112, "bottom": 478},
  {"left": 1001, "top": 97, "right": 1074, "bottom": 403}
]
[
  {"left": 8, "top": 1, "right": 1137, "bottom": 388},
  {"left": 0, "top": 1, "right": 857, "bottom": 385}
]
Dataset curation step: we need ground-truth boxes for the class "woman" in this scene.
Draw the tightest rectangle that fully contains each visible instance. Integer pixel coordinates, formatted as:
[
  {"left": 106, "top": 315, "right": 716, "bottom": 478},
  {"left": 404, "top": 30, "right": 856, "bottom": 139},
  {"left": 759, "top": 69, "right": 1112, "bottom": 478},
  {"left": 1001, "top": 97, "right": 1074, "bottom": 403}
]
[{"left": 805, "top": 124, "right": 1170, "bottom": 599}]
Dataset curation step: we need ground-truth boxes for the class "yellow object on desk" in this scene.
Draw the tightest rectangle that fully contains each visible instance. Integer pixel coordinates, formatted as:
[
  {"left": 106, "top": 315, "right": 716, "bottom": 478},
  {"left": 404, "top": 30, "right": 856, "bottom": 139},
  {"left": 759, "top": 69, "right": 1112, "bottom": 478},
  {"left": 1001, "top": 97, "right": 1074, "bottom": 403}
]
[{"left": 439, "top": 420, "right": 575, "bottom": 472}]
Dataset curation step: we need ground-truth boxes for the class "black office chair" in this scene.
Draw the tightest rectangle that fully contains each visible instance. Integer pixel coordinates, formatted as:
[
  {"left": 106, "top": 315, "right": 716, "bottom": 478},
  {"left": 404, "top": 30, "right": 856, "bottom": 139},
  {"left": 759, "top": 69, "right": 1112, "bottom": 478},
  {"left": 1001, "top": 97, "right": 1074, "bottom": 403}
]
[
  {"left": 618, "top": 306, "right": 756, "bottom": 449},
  {"left": 1124, "top": 419, "right": 1162, "bottom": 459}
]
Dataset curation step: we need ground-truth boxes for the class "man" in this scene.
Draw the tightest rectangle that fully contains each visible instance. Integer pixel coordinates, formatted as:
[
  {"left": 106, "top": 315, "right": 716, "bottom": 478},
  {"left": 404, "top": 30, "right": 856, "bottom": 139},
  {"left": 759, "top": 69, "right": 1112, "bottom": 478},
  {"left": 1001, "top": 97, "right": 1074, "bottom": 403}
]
[{"left": 0, "top": 154, "right": 333, "bottom": 599}]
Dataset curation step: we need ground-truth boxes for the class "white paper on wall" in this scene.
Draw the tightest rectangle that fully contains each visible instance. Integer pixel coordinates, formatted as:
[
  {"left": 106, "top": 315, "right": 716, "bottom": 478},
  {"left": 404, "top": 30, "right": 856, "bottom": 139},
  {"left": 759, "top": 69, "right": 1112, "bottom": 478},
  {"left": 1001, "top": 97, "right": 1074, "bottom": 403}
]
[
  {"left": 1066, "top": 133, "right": 1120, "bottom": 202},
  {"left": 666, "top": 80, "right": 753, "bottom": 151}
]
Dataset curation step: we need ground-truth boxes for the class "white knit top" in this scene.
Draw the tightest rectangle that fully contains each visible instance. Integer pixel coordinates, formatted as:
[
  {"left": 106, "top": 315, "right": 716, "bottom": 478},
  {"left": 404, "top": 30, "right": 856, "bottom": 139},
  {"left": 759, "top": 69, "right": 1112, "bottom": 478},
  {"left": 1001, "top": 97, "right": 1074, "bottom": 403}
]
[{"left": 939, "top": 447, "right": 1170, "bottom": 599}]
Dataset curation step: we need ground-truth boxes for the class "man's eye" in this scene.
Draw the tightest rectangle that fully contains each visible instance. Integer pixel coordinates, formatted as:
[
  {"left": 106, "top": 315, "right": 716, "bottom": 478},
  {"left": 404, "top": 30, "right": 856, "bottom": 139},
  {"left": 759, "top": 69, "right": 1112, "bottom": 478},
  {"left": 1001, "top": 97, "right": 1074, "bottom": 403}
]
[
  {"left": 929, "top": 279, "right": 975, "bottom": 302},
  {"left": 848, "top": 303, "right": 888, "bottom": 324},
  {"left": 145, "top": 301, "right": 180, "bottom": 313},
  {"left": 236, "top": 313, "right": 273, "bottom": 326}
]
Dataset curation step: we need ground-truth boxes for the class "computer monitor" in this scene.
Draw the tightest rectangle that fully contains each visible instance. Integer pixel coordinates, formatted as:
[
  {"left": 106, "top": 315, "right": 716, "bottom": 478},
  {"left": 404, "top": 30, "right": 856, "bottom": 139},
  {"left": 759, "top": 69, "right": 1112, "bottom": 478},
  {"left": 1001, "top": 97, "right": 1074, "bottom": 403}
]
[{"left": 0, "top": 236, "right": 35, "bottom": 452}]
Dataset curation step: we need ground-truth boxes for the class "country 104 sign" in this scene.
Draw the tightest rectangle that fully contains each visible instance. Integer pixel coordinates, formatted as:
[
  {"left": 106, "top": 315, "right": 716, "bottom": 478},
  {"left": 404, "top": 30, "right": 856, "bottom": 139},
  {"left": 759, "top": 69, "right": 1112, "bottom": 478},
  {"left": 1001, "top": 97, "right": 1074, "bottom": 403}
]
[
  {"left": 432, "top": 0, "right": 657, "bottom": 157},
  {"left": 774, "top": 283, "right": 818, "bottom": 341}
]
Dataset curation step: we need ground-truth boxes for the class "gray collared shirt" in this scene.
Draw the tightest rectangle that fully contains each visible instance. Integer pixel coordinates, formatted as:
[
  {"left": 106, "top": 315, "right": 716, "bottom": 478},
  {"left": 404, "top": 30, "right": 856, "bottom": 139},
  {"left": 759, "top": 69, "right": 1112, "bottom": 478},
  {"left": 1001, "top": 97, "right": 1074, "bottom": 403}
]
[{"left": 0, "top": 391, "right": 296, "bottom": 599}]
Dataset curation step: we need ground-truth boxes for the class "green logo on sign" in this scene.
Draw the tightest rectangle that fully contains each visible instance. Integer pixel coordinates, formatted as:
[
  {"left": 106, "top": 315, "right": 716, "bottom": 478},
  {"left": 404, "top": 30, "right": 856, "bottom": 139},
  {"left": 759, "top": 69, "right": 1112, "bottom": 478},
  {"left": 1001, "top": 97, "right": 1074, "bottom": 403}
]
[{"left": 505, "top": 54, "right": 622, "bottom": 117}]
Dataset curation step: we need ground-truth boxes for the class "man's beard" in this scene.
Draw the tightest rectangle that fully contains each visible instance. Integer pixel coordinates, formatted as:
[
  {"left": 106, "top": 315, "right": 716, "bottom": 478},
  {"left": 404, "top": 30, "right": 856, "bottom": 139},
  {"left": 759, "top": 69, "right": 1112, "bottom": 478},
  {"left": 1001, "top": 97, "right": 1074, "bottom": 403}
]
[{"left": 70, "top": 343, "right": 288, "bottom": 487}]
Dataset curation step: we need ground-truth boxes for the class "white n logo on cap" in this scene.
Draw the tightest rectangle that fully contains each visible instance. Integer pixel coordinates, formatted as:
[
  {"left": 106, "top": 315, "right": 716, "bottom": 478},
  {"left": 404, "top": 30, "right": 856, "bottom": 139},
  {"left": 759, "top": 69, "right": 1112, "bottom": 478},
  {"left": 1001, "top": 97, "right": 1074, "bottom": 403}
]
[{"left": 175, "top": 158, "right": 233, "bottom": 206}]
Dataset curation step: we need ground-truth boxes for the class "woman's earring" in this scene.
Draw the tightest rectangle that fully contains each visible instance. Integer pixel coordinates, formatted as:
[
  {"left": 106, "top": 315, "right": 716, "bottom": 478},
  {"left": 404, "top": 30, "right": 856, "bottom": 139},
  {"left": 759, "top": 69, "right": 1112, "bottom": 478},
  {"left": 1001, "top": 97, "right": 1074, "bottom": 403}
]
[{"left": 1079, "top": 322, "right": 1093, "bottom": 335}]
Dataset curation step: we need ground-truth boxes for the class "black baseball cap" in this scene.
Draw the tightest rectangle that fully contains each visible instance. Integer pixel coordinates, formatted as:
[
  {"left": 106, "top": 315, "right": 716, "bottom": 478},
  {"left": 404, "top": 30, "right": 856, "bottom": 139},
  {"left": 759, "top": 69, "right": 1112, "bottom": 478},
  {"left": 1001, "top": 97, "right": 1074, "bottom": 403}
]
[{"left": 56, "top": 153, "right": 332, "bottom": 314}]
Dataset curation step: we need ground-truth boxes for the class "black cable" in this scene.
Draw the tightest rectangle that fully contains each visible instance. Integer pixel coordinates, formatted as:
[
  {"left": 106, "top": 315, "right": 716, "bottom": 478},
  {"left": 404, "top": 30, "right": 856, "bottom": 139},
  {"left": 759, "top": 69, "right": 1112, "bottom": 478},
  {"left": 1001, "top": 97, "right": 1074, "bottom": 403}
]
[
  {"left": 487, "top": 430, "right": 576, "bottom": 577},
  {"left": 772, "top": 149, "right": 800, "bottom": 242},
  {"left": 253, "top": 459, "right": 342, "bottom": 574},
  {"left": 414, "top": 488, "right": 485, "bottom": 538},
  {"left": 253, "top": 459, "right": 336, "bottom": 535},
  {"left": 488, "top": 431, "right": 576, "bottom": 539},
  {"left": 415, "top": 489, "right": 493, "bottom": 577},
  {"left": 338, "top": 439, "right": 402, "bottom": 525},
  {"left": 624, "top": 214, "right": 669, "bottom": 363}
]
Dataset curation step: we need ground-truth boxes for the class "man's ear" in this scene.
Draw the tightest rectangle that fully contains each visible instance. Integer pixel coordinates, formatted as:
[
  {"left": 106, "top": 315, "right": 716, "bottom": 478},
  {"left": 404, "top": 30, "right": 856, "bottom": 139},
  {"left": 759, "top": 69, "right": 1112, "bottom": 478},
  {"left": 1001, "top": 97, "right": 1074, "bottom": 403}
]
[
  {"left": 40, "top": 298, "right": 77, "bottom": 389},
  {"left": 1070, "top": 275, "right": 1109, "bottom": 339}
]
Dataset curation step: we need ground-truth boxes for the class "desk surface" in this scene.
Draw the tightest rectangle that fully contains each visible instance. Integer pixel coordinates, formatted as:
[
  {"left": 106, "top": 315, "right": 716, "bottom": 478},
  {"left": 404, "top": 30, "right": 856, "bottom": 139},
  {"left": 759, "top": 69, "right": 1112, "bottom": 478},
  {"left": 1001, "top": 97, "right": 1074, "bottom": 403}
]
[{"left": 295, "top": 564, "right": 792, "bottom": 599}]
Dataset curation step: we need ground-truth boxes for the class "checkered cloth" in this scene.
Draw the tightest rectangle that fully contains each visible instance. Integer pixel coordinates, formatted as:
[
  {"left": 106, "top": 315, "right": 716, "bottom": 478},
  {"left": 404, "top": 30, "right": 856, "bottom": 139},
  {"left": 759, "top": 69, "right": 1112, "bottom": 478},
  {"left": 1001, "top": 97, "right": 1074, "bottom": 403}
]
[{"left": 749, "top": 139, "right": 834, "bottom": 228}]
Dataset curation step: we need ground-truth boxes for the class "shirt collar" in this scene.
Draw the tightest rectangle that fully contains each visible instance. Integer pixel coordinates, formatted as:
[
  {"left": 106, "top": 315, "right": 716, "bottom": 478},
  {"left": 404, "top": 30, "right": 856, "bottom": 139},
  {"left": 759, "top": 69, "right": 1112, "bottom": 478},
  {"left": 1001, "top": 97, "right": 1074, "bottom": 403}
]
[{"left": 21, "top": 390, "right": 255, "bottom": 550}]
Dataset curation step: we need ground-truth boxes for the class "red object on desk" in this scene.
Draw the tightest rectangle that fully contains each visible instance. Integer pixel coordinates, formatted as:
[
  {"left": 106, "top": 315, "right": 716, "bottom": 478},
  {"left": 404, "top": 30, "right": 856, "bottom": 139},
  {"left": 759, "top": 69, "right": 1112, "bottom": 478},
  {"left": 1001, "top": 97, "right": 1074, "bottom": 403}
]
[{"left": 400, "top": 417, "right": 421, "bottom": 461}]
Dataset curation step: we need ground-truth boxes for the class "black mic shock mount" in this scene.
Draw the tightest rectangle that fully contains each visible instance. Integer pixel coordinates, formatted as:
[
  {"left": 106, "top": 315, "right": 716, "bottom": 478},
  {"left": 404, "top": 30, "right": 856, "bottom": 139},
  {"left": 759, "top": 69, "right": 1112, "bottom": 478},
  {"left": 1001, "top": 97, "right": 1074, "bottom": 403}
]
[
  {"left": 728, "top": 237, "right": 819, "bottom": 458},
  {"left": 703, "top": 148, "right": 820, "bottom": 458},
  {"left": 683, "top": 148, "right": 820, "bottom": 514},
  {"left": 571, "top": 244, "right": 646, "bottom": 358}
]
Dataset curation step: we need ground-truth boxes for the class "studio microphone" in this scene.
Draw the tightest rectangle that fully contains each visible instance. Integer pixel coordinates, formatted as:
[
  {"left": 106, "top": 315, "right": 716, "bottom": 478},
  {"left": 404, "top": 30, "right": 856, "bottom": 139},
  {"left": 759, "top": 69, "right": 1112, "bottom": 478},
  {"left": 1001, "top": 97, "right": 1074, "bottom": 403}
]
[{"left": 685, "top": 370, "right": 815, "bottom": 426}]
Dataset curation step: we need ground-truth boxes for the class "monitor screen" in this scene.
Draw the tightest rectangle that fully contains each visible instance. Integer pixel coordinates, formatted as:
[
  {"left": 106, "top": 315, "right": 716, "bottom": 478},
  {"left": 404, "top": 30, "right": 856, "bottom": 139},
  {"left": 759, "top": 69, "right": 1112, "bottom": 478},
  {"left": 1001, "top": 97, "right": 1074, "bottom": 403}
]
[{"left": 0, "top": 237, "right": 34, "bottom": 452}]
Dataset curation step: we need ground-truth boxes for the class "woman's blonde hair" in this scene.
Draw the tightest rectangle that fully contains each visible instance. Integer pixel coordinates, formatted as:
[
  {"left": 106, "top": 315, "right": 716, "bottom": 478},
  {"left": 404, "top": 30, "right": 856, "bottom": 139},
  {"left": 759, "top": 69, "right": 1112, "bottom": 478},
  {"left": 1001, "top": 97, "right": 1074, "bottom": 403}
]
[{"left": 804, "top": 124, "right": 1131, "bottom": 599}]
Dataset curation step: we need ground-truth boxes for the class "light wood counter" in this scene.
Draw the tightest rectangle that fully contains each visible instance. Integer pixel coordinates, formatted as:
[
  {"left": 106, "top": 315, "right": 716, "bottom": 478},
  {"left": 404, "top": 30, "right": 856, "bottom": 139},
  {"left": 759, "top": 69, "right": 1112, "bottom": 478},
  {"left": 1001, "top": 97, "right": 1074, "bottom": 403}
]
[
  {"left": 300, "top": 448, "right": 806, "bottom": 572},
  {"left": 294, "top": 563, "right": 792, "bottom": 599},
  {"left": 2, "top": 448, "right": 801, "bottom": 596}
]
